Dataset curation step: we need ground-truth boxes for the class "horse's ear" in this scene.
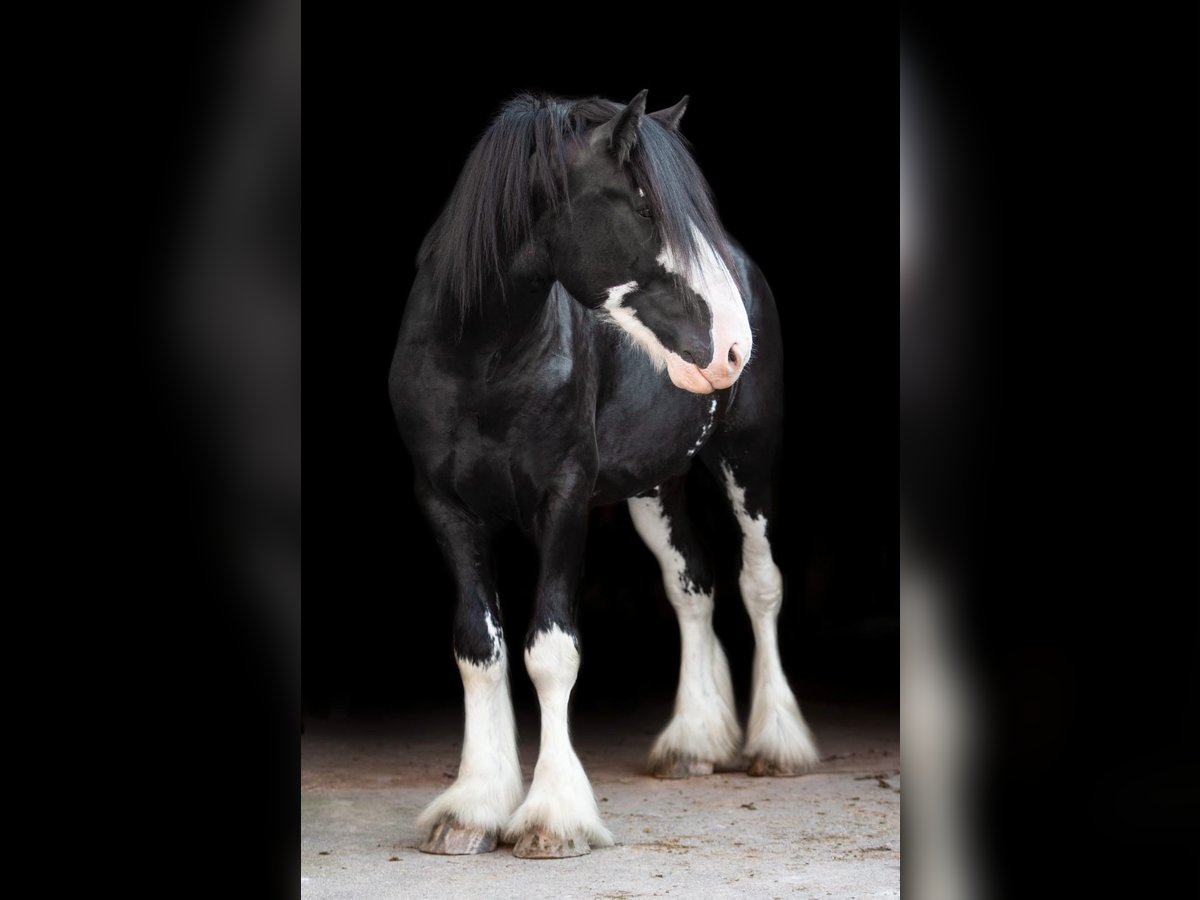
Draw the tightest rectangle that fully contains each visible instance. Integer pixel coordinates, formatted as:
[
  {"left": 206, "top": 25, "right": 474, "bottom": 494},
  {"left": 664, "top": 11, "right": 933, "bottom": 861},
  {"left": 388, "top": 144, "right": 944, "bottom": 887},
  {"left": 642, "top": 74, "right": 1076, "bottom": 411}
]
[
  {"left": 591, "top": 89, "right": 648, "bottom": 163},
  {"left": 649, "top": 95, "right": 688, "bottom": 131}
]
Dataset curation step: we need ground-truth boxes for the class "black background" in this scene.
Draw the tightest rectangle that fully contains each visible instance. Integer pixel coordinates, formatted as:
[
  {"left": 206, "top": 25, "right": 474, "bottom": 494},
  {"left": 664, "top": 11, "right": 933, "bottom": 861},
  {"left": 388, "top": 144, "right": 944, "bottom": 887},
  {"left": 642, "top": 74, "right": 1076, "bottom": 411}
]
[{"left": 901, "top": 8, "right": 1200, "bottom": 897}]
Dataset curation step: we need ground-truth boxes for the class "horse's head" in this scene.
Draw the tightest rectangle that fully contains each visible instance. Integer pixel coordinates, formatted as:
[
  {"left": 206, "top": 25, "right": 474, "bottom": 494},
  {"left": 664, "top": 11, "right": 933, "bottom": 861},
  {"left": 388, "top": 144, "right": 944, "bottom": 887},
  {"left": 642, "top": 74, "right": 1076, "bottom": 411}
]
[{"left": 546, "top": 91, "right": 752, "bottom": 394}]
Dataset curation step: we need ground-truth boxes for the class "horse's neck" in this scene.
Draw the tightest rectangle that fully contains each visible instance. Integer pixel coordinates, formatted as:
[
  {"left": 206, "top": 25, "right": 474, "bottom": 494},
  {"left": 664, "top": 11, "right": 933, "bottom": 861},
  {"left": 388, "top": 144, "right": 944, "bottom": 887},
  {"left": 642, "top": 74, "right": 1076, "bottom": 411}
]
[
  {"left": 406, "top": 236, "right": 578, "bottom": 360},
  {"left": 457, "top": 242, "right": 568, "bottom": 353}
]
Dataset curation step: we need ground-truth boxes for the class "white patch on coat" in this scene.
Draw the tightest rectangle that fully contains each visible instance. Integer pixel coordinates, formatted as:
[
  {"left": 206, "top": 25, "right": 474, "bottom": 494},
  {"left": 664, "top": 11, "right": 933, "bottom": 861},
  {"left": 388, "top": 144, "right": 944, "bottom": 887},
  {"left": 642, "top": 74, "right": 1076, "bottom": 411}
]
[
  {"left": 628, "top": 494, "right": 741, "bottom": 765},
  {"left": 697, "top": 402, "right": 717, "bottom": 446},
  {"left": 603, "top": 280, "right": 667, "bottom": 372},
  {"left": 417, "top": 608, "right": 523, "bottom": 832},
  {"left": 686, "top": 398, "right": 719, "bottom": 458},
  {"left": 602, "top": 280, "right": 715, "bottom": 393},
  {"left": 503, "top": 625, "right": 613, "bottom": 846},
  {"left": 720, "top": 463, "right": 820, "bottom": 771},
  {"left": 657, "top": 223, "right": 753, "bottom": 370}
]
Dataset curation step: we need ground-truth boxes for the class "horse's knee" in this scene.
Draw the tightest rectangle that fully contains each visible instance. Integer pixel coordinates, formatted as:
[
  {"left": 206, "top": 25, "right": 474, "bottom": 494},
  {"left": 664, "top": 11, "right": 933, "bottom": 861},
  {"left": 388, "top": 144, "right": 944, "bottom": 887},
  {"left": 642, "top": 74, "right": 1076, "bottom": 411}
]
[{"left": 524, "top": 624, "right": 580, "bottom": 689}]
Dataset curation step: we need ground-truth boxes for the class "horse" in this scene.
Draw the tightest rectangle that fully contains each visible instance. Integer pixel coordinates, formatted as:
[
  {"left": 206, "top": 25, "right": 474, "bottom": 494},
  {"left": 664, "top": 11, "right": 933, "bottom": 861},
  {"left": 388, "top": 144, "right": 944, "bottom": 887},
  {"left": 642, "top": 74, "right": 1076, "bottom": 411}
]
[{"left": 390, "top": 90, "right": 819, "bottom": 859}]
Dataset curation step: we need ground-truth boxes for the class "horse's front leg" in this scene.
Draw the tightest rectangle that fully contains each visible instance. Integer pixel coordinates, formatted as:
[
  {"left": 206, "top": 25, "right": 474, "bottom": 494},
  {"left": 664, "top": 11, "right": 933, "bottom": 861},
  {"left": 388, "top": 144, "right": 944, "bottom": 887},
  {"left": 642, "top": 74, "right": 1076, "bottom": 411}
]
[
  {"left": 504, "top": 475, "right": 614, "bottom": 858},
  {"left": 415, "top": 485, "right": 522, "bottom": 854}
]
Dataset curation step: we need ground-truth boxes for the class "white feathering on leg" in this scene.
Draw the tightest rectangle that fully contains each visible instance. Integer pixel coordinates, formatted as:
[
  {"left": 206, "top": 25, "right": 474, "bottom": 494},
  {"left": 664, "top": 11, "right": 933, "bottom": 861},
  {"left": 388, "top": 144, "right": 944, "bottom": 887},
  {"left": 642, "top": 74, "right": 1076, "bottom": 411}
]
[
  {"left": 417, "top": 611, "right": 523, "bottom": 832},
  {"left": 503, "top": 625, "right": 613, "bottom": 846},
  {"left": 722, "top": 463, "right": 820, "bottom": 771},
  {"left": 628, "top": 494, "right": 741, "bottom": 768}
]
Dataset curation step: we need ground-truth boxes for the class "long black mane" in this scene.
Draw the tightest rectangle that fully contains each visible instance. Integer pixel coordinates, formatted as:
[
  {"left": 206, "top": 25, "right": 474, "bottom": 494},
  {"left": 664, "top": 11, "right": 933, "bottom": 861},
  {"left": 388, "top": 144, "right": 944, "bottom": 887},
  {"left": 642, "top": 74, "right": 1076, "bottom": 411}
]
[{"left": 418, "top": 92, "right": 736, "bottom": 322}]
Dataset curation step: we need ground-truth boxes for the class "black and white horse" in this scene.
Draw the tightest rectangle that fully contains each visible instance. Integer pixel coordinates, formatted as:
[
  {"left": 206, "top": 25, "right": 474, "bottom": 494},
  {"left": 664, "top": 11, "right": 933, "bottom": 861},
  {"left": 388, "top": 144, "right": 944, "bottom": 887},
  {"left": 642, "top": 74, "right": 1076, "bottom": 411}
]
[{"left": 390, "top": 91, "right": 818, "bottom": 859}]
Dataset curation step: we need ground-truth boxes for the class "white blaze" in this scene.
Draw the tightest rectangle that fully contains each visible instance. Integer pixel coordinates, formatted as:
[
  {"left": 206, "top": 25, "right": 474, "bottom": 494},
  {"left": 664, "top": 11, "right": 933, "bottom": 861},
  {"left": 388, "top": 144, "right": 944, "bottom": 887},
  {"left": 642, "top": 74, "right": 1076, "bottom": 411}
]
[
  {"left": 600, "top": 224, "right": 751, "bottom": 394},
  {"left": 657, "top": 223, "right": 753, "bottom": 370}
]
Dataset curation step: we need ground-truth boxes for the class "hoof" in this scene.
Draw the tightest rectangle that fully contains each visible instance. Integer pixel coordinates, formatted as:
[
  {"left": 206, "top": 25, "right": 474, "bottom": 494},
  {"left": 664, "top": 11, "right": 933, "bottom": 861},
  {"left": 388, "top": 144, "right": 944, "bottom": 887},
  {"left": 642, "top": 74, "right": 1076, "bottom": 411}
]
[
  {"left": 512, "top": 829, "right": 590, "bottom": 859},
  {"left": 747, "top": 757, "right": 808, "bottom": 777},
  {"left": 419, "top": 818, "right": 498, "bottom": 855},
  {"left": 649, "top": 757, "right": 714, "bottom": 779}
]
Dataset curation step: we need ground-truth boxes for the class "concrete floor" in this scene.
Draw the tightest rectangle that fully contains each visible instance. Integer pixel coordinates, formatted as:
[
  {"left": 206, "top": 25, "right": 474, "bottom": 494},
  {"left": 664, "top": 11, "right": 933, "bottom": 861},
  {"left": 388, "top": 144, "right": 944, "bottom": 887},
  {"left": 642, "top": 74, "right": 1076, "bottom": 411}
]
[{"left": 301, "top": 700, "right": 899, "bottom": 898}]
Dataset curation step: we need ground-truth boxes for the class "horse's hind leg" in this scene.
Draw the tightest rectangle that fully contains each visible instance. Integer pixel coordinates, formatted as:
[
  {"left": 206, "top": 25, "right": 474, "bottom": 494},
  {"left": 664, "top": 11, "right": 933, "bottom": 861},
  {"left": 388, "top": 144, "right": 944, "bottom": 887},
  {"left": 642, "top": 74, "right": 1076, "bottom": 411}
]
[
  {"left": 704, "top": 448, "right": 820, "bottom": 777},
  {"left": 414, "top": 487, "right": 522, "bottom": 854},
  {"left": 628, "top": 478, "right": 742, "bottom": 778}
]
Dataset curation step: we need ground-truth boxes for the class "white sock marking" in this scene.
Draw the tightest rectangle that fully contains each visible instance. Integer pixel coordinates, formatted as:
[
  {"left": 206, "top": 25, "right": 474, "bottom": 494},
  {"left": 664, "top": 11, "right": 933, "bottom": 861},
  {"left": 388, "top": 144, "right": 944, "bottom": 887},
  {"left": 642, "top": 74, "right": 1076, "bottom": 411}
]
[
  {"left": 628, "top": 495, "right": 741, "bottom": 765},
  {"left": 503, "top": 625, "right": 613, "bottom": 845},
  {"left": 417, "top": 609, "right": 523, "bottom": 832},
  {"left": 721, "top": 463, "right": 820, "bottom": 770}
]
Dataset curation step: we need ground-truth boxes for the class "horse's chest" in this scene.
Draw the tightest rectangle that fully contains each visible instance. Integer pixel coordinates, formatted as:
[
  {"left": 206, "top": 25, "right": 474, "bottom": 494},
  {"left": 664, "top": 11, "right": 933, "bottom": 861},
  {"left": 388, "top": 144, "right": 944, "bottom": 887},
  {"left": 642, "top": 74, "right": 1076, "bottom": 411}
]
[{"left": 594, "top": 394, "right": 720, "bottom": 501}]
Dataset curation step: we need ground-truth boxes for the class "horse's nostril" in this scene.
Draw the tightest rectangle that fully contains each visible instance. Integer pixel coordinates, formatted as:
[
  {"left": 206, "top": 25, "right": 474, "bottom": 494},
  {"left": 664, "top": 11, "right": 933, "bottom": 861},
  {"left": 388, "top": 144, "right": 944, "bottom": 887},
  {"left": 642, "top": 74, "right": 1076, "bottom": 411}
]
[
  {"left": 728, "top": 343, "right": 741, "bottom": 367},
  {"left": 679, "top": 351, "right": 697, "bottom": 365}
]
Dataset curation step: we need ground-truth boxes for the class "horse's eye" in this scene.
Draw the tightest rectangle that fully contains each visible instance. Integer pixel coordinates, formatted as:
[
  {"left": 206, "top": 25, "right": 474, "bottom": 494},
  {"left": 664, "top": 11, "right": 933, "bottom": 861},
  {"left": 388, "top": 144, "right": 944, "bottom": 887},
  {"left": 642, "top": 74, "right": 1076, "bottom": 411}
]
[{"left": 636, "top": 206, "right": 653, "bottom": 219}]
